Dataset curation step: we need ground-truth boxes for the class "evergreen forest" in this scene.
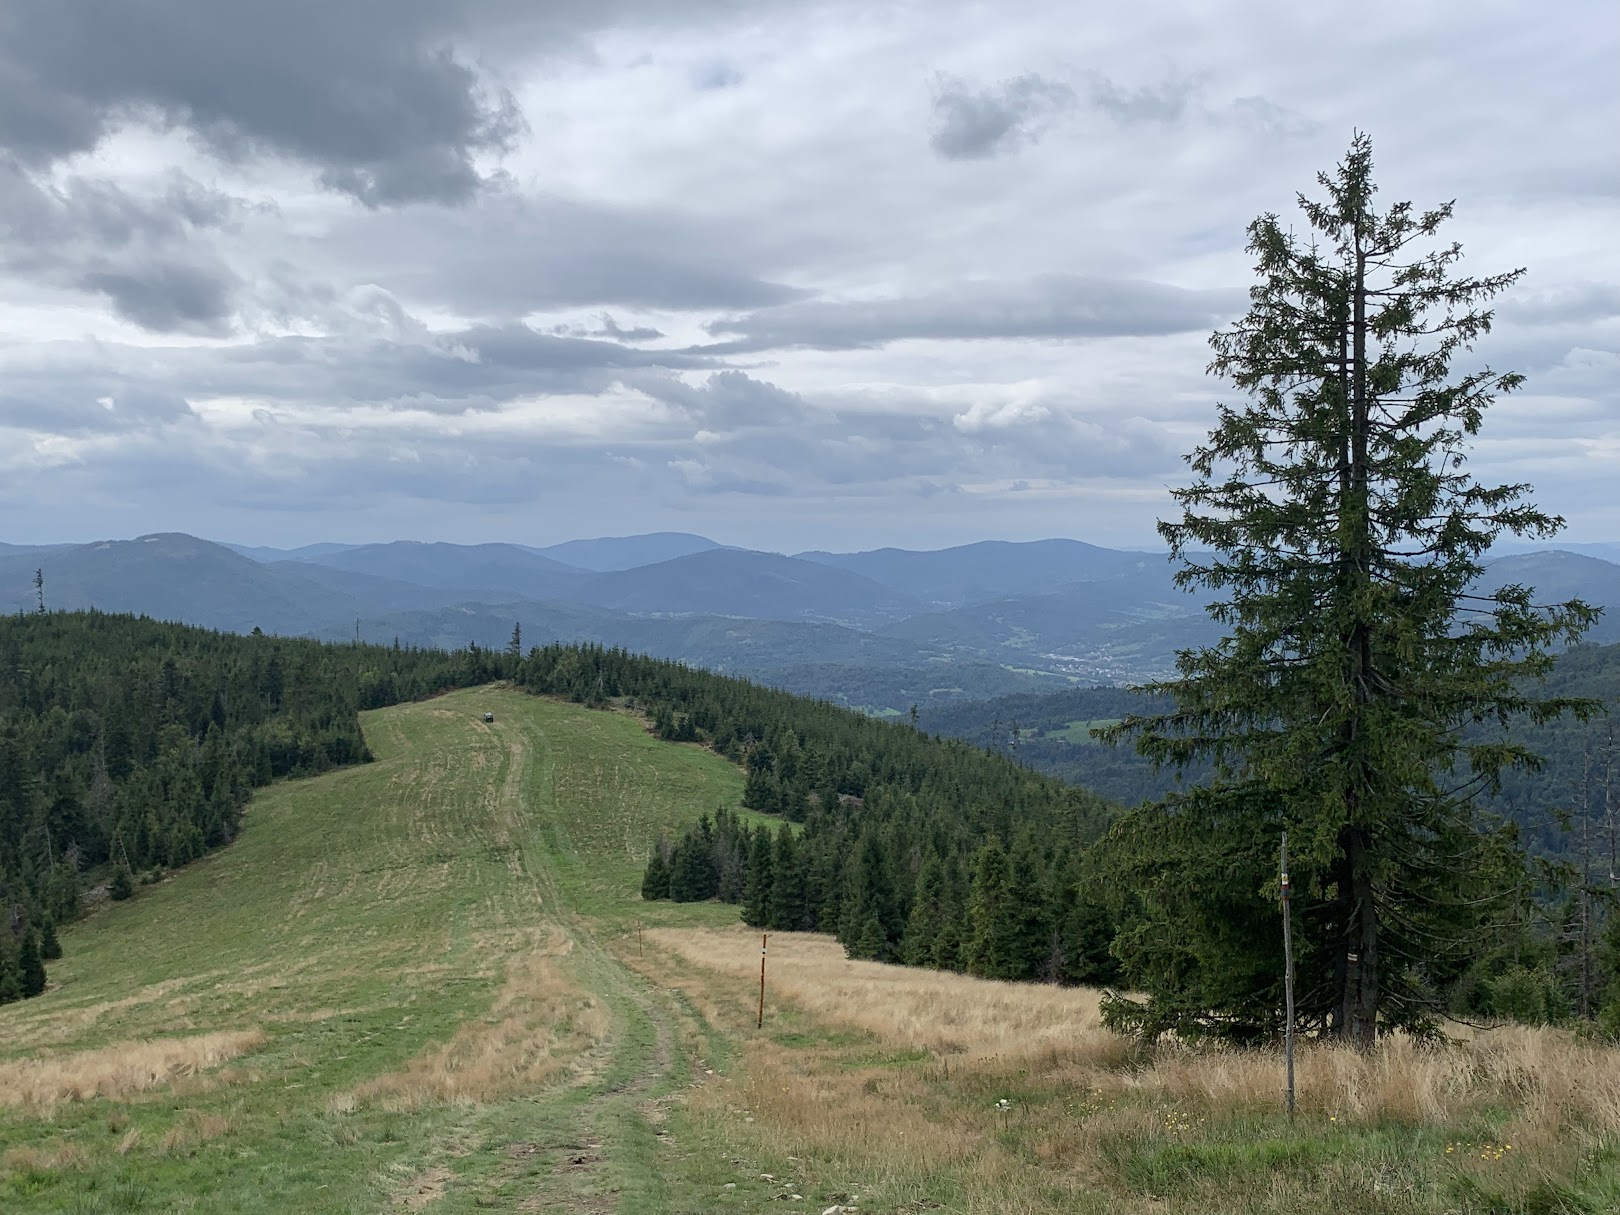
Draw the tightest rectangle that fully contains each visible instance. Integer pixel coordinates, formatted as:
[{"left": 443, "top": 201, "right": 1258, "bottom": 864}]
[{"left": 0, "top": 611, "right": 513, "bottom": 1003}]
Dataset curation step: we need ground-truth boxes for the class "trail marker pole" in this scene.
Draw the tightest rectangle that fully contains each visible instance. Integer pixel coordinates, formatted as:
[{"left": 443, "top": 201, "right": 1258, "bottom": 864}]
[
  {"left": 1281, "top": 831, "right": 1296, "bottom": 1122},
  {"left": 758, "top": 933, "right": 768, "bottom": 1029}
]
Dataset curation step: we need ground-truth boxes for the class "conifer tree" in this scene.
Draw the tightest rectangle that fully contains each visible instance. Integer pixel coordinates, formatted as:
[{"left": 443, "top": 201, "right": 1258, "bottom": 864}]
[
  {"left": 839, "top": 831, "right": 900, "bottom": 959},
  {"left": 853, "top": 908, "right": 890, "bottom": 962},
  {"left": 668, "top": 815, "right": 719, "bottom": 902},
  {"left": 965, "top": 838, "right": 1014, "bottom": 979},
  {"left": 931, "top": 852, "right": 968, "bottom": 972},
  {"left": 19, "top": 931, "right": 46, "bottom": 998},
  {"left": 902, "top": 848, "right": 946, "bottom": 966},
  {"left": 742, "top": 824, "right": 775, "bottom": 928},
  {"left": 1003, "top": 832, "right": 1053, "bottom": 980},
  {"left": 766, "top": 823, "right": 807, "bottom": 931},
  {"left": 1099, "top": 133, "right": 1597, "bottom": 1044},
  {"left": 640, "top": 845, "right": 671, "bottom": 901},
  {"left": 40, "top": 917, "right": 62, "bottom": 961}
]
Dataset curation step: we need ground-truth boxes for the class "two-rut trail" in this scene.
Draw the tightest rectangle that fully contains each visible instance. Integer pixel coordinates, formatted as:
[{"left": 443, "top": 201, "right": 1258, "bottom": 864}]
[{"left": 493, "top": 713, "right": 686, "bottom": 1212}]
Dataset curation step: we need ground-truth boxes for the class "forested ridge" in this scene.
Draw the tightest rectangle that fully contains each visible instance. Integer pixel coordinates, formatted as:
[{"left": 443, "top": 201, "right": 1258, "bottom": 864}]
[
  {"left": 3, "top": 613, "right": 1117, "bottom": 1007},
  {"left": 919, "top": 643, "right": 1620, "bottom": 858},
  {"left": 0, "top": 611, "right": 513, "bottom": 1003},
  {"left": 581, "top": 643, "right": 1124, "bottom": 982}
]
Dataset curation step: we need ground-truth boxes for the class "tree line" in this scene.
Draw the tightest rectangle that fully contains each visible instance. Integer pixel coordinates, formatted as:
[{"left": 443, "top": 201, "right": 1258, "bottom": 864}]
[
  {"left": 0, "top": 611, "right": 512, "bottom": 1004},
  {"left": 513, "top": 643, "right": 1120, "bottom": 980}
]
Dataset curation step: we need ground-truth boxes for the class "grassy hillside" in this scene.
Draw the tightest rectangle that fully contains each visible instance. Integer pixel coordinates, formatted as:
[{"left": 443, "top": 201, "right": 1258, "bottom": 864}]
[
  {"left": 0, "top": 686, "right": 750, "bottom": 1213},
  {"left": 7, "top": 685, "right": 1620, "bottom": 1214}
]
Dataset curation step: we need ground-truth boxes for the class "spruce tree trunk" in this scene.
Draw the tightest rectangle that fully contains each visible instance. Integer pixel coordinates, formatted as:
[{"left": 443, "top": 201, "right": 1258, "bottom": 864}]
[
  {"left": 1339, "top": 239, "right": 1380, "bottom": 1048},
  {"left": 1340, "top": 827, "right": 1379, "bottom": 1047}
]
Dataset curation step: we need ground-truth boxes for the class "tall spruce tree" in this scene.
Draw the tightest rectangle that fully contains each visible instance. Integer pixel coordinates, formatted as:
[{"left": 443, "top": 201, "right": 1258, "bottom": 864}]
[
  {"left": 741, "top": 824, "right": 775, "bottom": 928},
  {"left": 766, "top": 823, "right": 808, "bottom": 931},
  {"left": 902, "top": 847, "right": 947, "bottom": 966},
  {"left": 964, "top": 838, "right": 1015, "bottom": 979},
  {"left": 1098, "top": 133, "right": 1597, "bottom": 1045}
]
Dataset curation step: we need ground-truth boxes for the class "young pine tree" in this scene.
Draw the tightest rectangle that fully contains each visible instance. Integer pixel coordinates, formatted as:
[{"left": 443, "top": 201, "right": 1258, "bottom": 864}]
[
  {"left": 18, "top": 931, "right": 46, "bottom": 998},
  {"left": 640, "top": 838, "right": 672, "bottom": 901},
  {"left": 1099, "top": 133, "right": 1597, "bottom": 1045}
]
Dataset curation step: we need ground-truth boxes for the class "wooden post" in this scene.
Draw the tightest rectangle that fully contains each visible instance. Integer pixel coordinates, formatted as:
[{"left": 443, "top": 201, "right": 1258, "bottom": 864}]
[
  {"left": 637, "top": 921, "right": 643, "bottom": 957},
  {"left": 1281, "top": 832, "right": 1296, "bottom": 1122},
  {"left": 758, "top": 933, "right": 768, "bottom": 1029}
]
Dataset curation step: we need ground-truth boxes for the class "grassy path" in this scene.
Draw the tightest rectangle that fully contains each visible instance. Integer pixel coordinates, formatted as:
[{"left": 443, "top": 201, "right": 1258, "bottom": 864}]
[{"left": 0, "top": 686, "right": 754, "bottom": 1214}]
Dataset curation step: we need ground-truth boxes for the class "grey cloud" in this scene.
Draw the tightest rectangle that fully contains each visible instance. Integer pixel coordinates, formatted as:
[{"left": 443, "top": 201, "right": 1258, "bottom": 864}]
[
  {"left": 0, "top": 158, "right": 242, "bottom": 330},
  {"left": 552, "top": 314, "right": 667, "bottom": 342},
  {"left": 1228, "top": 96, "right": 1320, "bottom": 140},
  {"left": 637, "top": 370, "right": 808, "bottom": 430},
  {"left": 1086, "top": 72, "right": 1202, "bottom": 126},
  {"left": 82, "top": 262, "right": 239, "bottom": 333},
  {"left": 928, "top": 73, "right": 1074, "bottom": 160},
  {"left": 0, "top": 1, "right": 526, "bottom": 206},
  {"left": 0, "top": 370, "right": 197, "bottom": 436},
  {"left": 0, "top": 0, "right": 783, "bottom": 208},
  {"left": 1501, "top": 283, "right": 1620, "bottom": 326},
  {"left": 700, "top": 276, "right": 1243, "bottom": 353},
  {"left": 691, "top": 60, "right": 744, "bottom": 90},
  {"left": 327, "top": 192, "right": 805, "bottom": 314},
  {"left": 4, "top": 322, "right": 718, "bottom": 431}
]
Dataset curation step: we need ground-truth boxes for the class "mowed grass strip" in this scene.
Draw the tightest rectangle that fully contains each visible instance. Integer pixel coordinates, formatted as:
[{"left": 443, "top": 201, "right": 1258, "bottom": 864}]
[{"left": 0, "top": 687, "right": 745, "bottom": 1214}]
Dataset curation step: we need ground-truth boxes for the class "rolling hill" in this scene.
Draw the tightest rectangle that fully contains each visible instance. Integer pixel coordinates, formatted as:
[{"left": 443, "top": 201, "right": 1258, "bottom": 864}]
[
  {"left": 7, "top": 532, "right": 1619, "bottom": 700},
  {"left": 575, "top": 547, "right": 924, "bottom": 624},
  {"left": 292, "top": 540, "right": 590, "bottom": 601},
  {"left": 530, "top": 530, "right": 724, "bottom": 571},
  {"left": 0, "top": 533, "right": 368, "bottom": 635},
  {"left": 795, "top": 538, "right": 1161, "bottom": 607}
]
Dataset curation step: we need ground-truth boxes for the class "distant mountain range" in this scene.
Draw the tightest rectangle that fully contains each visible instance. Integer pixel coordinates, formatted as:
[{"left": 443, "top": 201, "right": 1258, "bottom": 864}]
[{"left": 3, "top": 531, "right": 1616, "bottom": 712}]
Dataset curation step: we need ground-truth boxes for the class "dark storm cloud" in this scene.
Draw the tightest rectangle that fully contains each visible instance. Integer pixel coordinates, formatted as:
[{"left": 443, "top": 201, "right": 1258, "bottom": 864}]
[
  {"left": 928, "top": 73, "right": 1074, "bottom": 160},
  {"left": 698, "top": 276, "right": 1243, "bottom": 353}
]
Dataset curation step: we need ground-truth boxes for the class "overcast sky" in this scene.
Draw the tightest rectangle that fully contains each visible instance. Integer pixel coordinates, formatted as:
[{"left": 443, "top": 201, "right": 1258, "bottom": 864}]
[{"left": 1, "top": 0, "right": 1615, "bottom": 553}]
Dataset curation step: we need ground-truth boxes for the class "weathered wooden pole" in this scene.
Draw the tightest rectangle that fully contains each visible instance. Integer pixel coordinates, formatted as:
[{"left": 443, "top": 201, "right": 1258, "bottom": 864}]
[
  {"left": 1281, "top": 831, "right": 1296, "bottom": 1122},
  {"left": 758, "top": 933, "right": 768, "bottom": 1029}
]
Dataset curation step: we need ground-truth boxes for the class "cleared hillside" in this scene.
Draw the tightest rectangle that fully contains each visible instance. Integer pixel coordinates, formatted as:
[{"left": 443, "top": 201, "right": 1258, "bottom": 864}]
[
  {"left": 0, "top": 687, "right": 750, "bottom": 1213},
  {"left": 5, "top": 686, "right": 1618, "bottom": 1214}
]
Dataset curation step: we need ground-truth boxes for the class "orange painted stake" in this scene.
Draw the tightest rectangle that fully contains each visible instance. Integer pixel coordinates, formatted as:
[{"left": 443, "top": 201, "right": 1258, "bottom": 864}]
[{"left": 758, "top": 933, "right": 768, "bottom": 1029}]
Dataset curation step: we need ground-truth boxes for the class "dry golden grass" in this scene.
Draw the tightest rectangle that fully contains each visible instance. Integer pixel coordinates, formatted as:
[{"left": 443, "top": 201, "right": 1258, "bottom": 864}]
[
  {"left": 349, "top": 931, "right": 609, "bottom": 1111},
  {"left": 645, "top": 925, "right": 1620, "bottom": 1214},
  {"left": 1, "top": 1142, "right": 90, "bottom": 1173},
  {"left": 652, "top": 926, "right": 1620, "bottom": 1132},
  {"left": 0, "top": 1029, "right": 267, "bottom": 1112}
]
